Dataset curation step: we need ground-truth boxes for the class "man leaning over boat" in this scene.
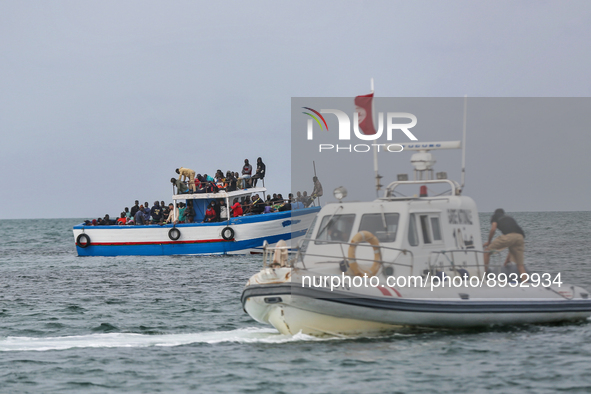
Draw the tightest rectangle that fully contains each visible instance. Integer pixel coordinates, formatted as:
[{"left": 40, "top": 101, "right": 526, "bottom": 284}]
[
  {"left": 483, "top": 208, "right": 527, "bottom": 279},
  {"left": 176, "top": 167, "right": 196, "bottom": 193}
]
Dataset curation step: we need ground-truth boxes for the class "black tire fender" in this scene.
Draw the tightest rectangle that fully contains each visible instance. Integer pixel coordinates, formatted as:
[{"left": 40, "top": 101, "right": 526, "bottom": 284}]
[
  {"left": 168, "top": 227, "right": 181, "bottom": 241},
  {"left": 221, "top": 226, "right": 234, "bottom": 241},
  {"left": 76, "top": 233, "right": 91, "bottom": 248}
]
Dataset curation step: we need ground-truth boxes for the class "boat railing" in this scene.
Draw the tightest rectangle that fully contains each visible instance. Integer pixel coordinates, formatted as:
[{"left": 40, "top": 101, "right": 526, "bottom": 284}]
[
  {"left": 383, "top": 179, "right": 461, "bottom": 198},
  {"left": 290, "top": 237, "right": 414, "bottom": 274},
  {"left": 428, "top": 249, "right": 502, "bottom": 277},
  {"left": 261, "top": 240, "right": 292, "bottom": 268}
]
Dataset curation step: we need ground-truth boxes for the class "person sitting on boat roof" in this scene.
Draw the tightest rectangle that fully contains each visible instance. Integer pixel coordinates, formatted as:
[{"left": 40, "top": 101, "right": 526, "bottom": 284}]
[
  {"left": 234, "top": 171, "right": 243, "bottom": 189},
  {"left": 241, "top": 159, "right": 253, "bottom": 188},
  {"left": 226, "top": 171, "right": 237, "bottom": 192},
  {"left": 483, "top": 208, "right": 526, "bottom": 278},
  {"left": 194, "top": 175, "right": 206, "bottom": 193},
  {"left": 203, "top": 201, "right": 217, "bottom": 223},
  {"left": 102, "top": 214, "right": 114, "bottom": 225},
  {"left": 251, "top": 157, "right": 265, "bottom": 187},
  {"left": 215, "top": 170, "right": 227, "bottom": 190},
  {"left": 202, "top": 174, "right": 217, "bottom": 193},
  {"left": 230, "top": 198, "right": 243, "bottom": 217},
  {"left": 176, "top": 167, "right": 196, "bottom": 193},
  {"left": 171, "top": 177, "right": 189, "bottom": 194},
  {"left": 124, "top": 207, "right": 131, "bottom": 220},
  {"left": 134, "top": 205, "right": 146, "bottom": 225}
]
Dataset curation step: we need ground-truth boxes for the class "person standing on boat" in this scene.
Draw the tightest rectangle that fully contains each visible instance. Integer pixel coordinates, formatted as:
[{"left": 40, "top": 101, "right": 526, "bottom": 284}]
[
  {"left": 176, "top": 167, "right": 196, "bottom": 193},
  {"left": 134, "top": 205, "right": 146, "bottom": 225},
  {"left": 483, "top": 209, "right": 526, "bottom": 278},
  {"left": 151, "top": 201, "right": 163, "bottom": 223},
  {"left": 143, "top": 202, "right": 151, "bottom": 224},
  {"left": 130, "top": 200, "right": 140, "bottom": 218}
]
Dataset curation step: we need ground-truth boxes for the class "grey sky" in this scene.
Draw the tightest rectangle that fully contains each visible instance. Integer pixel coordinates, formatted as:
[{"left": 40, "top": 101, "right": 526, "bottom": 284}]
[{"left": 1, "top": 1, "right": 590, "bottom": 219}]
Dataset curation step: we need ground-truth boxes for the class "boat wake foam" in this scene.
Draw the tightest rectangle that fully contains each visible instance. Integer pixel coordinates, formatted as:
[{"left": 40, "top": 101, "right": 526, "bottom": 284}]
[{"left": 0, "top": 327, "right": 342, "bottom": 352}]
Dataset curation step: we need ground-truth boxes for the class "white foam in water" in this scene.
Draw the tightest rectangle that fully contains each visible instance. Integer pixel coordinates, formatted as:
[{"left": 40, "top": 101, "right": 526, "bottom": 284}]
[{"left": 0, "top": 327, "right": 341, "bottom": 352}]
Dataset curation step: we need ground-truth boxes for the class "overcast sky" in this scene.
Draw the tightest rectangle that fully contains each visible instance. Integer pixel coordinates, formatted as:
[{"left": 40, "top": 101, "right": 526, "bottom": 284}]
[{"left": 1, "top": 1, "right": 590, "bottom": 219}]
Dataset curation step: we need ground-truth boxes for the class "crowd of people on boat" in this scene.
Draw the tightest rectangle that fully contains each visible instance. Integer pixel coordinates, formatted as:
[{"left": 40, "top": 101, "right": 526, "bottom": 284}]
[
  {"left": 172, "top": 157, "right": 267, "bottom": 194},
  {"left": 83, "top": 157, "right": 323, "bottom": 226}
]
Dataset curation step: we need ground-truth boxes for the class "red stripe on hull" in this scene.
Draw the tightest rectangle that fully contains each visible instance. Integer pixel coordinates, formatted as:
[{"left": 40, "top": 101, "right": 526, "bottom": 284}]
[{"left": 377, "top": 287, "right": 392, "bottom": 296}]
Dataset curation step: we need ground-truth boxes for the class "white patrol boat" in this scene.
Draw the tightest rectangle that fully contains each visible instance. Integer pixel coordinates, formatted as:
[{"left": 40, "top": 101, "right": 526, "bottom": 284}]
[
  {"left": 73, "top": 186, "right": 320, "bottom": 256},
  {"left": 241, "top": 141, "right": 591, "bottom": 336}
]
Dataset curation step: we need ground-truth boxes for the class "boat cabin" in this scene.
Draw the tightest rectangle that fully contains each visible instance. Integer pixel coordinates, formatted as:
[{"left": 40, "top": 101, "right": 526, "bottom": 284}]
[{"left": 171, "top": 187, "right": 267, "bottom": 222}]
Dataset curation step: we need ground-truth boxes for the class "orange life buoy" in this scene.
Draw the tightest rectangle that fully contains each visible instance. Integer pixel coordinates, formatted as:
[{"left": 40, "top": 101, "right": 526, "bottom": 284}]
[{"left": 347, "top": 231, "right": 382, "bottom": 277}]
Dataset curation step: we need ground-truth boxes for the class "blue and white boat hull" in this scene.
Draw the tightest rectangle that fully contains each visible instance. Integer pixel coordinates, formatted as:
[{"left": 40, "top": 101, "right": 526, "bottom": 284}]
[{"left": 73, "top": 208, "right": 320, "bottom": 256}]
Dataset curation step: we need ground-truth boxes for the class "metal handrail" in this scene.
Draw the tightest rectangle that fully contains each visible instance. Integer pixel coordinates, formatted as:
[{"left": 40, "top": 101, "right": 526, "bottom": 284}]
[
  {"left": 291, "top": 237, "right": 414, "bottom": 275},
  {"left": 383, "top": 179, "right": 461, "bottom": 198},
  {"left": 428, "top": 249, "right": 499, "bottom": 277}
]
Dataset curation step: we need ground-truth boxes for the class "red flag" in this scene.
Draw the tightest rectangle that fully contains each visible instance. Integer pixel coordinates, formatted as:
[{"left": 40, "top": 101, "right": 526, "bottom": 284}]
[{"left": 354, "top": 93, "right": 375, "bottom": 135}]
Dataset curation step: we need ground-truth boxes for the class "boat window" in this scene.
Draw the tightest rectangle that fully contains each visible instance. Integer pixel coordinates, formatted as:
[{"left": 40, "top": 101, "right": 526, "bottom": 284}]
[
  {"left": 430, "top": 216, "right": 442, "bottom": 241},
  {"left": 359, "top": 213, "right": 399, "bottom": 243},
  {"left": 315, "top": 214, "right": 356, "bottom": 244},
  {"left": 408, "top": 214, "right": 419, "bottom": 246},
  {"left": 420, "top": 215, "right": 432, "bottom": 244}
]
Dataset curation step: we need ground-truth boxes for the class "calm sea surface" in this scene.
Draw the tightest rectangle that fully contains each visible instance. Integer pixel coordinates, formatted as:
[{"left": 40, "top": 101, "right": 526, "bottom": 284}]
[{"left": 1, "top": 212, "right": 591, "bottom": 393}]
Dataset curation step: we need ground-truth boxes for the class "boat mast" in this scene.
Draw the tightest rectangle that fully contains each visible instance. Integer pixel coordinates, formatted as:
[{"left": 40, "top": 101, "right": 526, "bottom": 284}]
[
  {"left": 370, "top": 78, "right": 382, "bottom": 197},
  {"left": 461, "top": 95, "right": 467, "bottom": 190}
]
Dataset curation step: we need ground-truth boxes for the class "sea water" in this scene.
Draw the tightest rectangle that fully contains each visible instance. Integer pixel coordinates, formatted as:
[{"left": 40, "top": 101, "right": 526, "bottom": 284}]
[{"left": 1, "top": 212, "right": 590, "bottom": 393}]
